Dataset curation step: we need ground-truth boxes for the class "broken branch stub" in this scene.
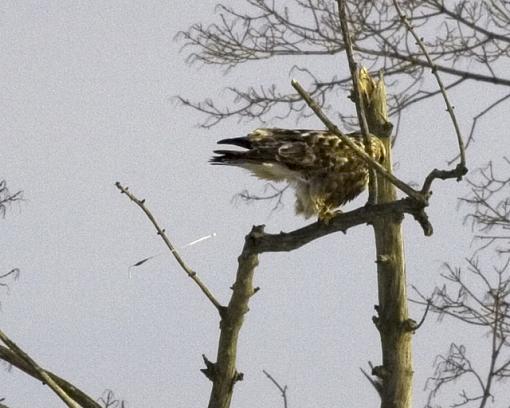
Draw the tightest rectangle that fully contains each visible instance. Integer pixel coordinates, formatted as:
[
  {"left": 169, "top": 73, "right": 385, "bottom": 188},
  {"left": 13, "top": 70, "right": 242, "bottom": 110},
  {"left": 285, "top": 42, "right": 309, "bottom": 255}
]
[{"left": 356, "top": 68, "right": 393, "bottom": 138}]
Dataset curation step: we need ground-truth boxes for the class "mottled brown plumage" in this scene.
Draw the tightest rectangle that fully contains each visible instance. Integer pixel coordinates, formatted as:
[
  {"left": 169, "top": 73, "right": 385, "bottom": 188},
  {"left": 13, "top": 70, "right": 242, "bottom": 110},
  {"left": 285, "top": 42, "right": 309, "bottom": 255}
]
[{"left": 211, "top": 128, "right": 385, "bottom": 220}]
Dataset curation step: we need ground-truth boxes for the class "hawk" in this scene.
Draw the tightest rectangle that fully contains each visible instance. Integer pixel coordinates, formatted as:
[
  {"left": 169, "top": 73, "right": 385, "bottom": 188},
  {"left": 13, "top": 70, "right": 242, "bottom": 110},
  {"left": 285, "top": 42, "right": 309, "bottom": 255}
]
[{"left": 210, "top": 128, "right": 386, "bottom": 221}]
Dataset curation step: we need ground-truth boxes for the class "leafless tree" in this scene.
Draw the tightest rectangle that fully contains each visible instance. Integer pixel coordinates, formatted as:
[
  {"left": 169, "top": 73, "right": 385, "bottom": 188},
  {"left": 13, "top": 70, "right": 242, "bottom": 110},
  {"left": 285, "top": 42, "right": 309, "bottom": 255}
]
[
  {"left": 175, "top": 1, "right": 510, "bottom": 408},
  {"left": 147, "top": 0, "right": 470, "bottom": 407},
  {"left": 5, "top": 1, "right": 510, "bottom": 407},
  {"left": 178, "top": 0, "right": 509, "bottom": 151},
  {"left": 413, "top": 163, "right": 510, "bottom": 408}
]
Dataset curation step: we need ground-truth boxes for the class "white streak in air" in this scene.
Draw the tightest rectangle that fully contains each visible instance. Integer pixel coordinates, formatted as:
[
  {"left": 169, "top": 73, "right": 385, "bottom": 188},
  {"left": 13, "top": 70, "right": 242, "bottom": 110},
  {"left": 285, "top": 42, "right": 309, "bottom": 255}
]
[
  {"left": 181, "top": 233, "right": 217, "bottom": 248},
  {"left": 128, "top": 233, "right": 217, "bottom": 278}
]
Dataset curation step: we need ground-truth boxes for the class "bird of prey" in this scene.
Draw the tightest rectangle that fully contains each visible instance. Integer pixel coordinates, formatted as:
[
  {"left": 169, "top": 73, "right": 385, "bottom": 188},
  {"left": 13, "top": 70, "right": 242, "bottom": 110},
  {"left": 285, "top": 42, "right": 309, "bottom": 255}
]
[{"left": 210, "top": 128, "right": 386, "bottom": 221}]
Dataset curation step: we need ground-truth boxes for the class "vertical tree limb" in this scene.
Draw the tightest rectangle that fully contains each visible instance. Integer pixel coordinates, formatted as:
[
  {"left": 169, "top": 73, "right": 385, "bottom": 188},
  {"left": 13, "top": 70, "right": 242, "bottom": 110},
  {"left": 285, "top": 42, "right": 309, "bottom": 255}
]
[
  {"left": 207, "top": 226, "right": 261, "bottom": 408},
  {"left": 336, "top": 0, "right": 377, "bottom": 202},
  {"left": 361, "top": 70, "right": 413, "bottom": 408}
]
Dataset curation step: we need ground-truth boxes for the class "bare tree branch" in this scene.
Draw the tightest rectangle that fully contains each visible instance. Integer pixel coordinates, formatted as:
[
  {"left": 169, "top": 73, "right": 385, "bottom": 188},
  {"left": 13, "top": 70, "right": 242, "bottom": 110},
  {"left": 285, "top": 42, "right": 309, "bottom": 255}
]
[
  {"left": 233, "top": 184, "right": 289, "bottom": 213},
  {"left": 0, "top": 329, "right": 81, "bottom": 408},
  {"left": 177, "top": 0, "right": 510, "bottom": 141},
  {"left": 454, "top": 93, "right": 510, "bottom": 165},
  {"left": 255, "top": 197, "right": 432, "bottom": 251},
  {"left": 98, "top": 390, "right": 127, "bottom": 408},
  {"left": 263, "top": 370, "right": 289, "bottom": 408},
  {"left": 0, "top": 180, "right": 22, "bottom": 218},
  {"left": 337, "top": 0, "right": 378, "bottom": 203},
  {"left": 115, "top": 182, "right": 225, "bottom": 314},
  {"left": 0, "top": 343, "right": 99, "bottom": 408}
]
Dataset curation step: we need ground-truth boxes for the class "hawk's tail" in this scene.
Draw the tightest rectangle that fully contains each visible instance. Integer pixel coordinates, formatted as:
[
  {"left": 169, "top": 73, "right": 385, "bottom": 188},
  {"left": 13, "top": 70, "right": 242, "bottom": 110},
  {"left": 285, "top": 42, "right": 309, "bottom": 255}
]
[
  {"left": 210, "top": 137, "right": 255, "bottom": 165},
  {"left": 216, "top": 136, "right": 252, "bottom": 149},
  {"left": 210, "top": 150, "right": 247, "bottom": 165}
]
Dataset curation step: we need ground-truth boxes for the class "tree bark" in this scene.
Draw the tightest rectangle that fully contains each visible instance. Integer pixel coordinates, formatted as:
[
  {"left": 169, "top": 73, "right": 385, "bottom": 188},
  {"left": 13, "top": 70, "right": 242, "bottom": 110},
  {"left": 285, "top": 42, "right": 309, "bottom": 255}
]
[
  {"left": 363, "top": 71, "right": 413, "bottom": 408},
  {"left": 373, "top": 144, "right": 413, "bottom": 408},
  {"left": 207, "top": 226, "right": 260, "bottom": 408}
]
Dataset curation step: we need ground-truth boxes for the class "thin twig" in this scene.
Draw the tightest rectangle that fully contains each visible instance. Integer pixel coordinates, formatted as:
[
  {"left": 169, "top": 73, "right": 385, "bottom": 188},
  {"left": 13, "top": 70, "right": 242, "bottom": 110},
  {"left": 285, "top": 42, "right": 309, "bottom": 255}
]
[
  {"left": 413, "top": 300, "right": 431, "bottom": 331},
  {"left": 336, "top": 0, "right": 377, "bottom": 204},
  {"left": 115, "top": 182, "right": 224, "bottom": 313},
  {"left": 291, "top": 79, "right": 425, "bottom": 204},
  {"left": 337, "top": 0, "right": 370, "bottom": 139},
  {"left": 263, "top": 370, "right": 288, "bottom": 408},
  {"left": 0, "top": 180, "right": 23, "bottom": 218},
  {"left": 0, "top": 329, "right": 80, "bottom": 408},
  {"left": 449, "top": 93, "right": 510, "bottom": 165},
  {"left": 392, "top": 0, "right": 467, "bottom": 183},
  {"left": 360, "top": 367, "right": 382, "bottom": 397}
]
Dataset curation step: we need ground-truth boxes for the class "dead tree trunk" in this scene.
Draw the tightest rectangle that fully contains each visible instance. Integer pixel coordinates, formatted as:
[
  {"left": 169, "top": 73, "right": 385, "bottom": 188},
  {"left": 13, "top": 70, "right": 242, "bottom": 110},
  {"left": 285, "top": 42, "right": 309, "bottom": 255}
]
[
  {"left": 373, "top": 144, "right": 413, "bottom": 408},
  {"left": 362, "top": 72, "right": 413, "bottom": 408}
]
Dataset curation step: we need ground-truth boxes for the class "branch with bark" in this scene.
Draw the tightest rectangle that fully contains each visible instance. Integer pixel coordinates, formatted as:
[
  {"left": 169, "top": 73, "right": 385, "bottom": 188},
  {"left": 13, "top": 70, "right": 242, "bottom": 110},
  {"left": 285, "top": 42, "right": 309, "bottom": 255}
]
[{"left": 0, "top": 340, "right": 100, "bottom": 408}]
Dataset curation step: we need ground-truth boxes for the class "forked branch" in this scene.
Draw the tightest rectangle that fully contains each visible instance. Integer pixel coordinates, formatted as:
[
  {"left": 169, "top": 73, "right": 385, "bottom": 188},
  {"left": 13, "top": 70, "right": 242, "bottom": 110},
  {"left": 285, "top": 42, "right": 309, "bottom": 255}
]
[
  {"left": 263, "top": 370, "right": 289, "bottom": 408},
  {"left": 116, "top": 182, "right": 262, "bottom": 408}
]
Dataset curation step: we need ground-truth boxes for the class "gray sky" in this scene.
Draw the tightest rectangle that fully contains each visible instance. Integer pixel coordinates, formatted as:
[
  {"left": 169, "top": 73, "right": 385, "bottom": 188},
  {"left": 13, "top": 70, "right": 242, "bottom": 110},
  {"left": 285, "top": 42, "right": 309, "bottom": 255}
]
[{"left": 2, "top": 1, "right": 509, "bottom": 407}]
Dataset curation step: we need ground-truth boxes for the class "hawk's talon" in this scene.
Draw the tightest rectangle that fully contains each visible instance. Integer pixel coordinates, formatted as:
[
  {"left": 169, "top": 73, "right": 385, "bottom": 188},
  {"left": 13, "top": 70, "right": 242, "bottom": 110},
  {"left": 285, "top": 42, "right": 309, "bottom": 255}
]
[{"left": 318, "top": 209, "right": 341, "bottom": 224}]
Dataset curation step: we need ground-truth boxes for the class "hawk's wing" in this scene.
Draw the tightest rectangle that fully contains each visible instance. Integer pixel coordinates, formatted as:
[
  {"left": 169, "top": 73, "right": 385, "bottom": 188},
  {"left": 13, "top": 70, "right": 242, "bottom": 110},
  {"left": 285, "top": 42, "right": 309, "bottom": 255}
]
[
  {"left": 211, "top": 128, "right": 385, "bottom": 219},
  {"left": 210, "top": 128, "right": 384, "bottom": 180}
]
